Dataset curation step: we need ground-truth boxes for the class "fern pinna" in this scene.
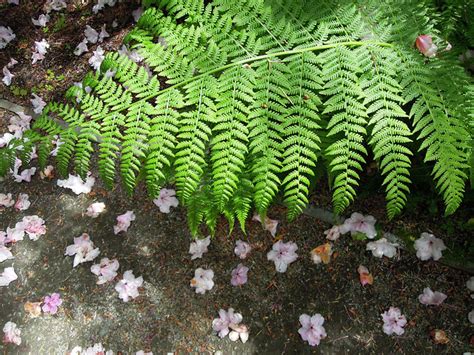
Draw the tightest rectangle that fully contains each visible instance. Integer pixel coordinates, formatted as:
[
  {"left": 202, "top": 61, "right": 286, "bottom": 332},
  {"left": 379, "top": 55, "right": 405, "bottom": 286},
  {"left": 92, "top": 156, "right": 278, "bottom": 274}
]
[{"left": 2, "top": 0, "right": 472, "bottom": 235}]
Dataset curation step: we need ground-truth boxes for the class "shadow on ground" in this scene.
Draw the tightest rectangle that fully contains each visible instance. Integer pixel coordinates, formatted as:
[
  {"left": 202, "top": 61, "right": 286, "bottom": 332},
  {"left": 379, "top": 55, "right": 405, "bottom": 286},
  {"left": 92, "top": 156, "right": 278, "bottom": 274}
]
[{"left": 0, "top": 169, "right": 473, "bottom": 354}]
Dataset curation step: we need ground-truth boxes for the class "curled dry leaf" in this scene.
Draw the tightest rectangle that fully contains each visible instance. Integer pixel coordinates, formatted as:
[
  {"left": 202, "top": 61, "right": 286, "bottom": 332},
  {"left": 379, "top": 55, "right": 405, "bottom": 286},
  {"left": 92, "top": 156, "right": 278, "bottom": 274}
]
[
  {"left": 310, "top": 243, "right": 332, "bottom": 264},
  {"left": 24, "top": 301, "right": 42, "bottom": 317},
  {"left": 430, "top": 329, "right": 449, "bottom": 345}
]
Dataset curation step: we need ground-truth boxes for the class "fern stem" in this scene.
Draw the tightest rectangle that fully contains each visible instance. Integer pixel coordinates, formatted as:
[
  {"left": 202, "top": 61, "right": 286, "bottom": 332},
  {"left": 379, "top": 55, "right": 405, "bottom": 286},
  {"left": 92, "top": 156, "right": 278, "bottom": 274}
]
[{"left": 117, "top": 41, "right": 393, "bottom": 114}]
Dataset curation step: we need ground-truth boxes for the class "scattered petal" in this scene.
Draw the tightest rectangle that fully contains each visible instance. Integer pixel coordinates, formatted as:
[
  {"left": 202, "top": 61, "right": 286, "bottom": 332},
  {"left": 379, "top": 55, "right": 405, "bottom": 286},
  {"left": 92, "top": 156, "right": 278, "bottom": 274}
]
[
  {"left": 190, "top": 267, "right": 214, "bottom": 294},
  {"left": 381, "top": 307, "right": 407, "bottom": 336},
  {"left": 234, "top": 240, "right": 251, "bottom": 259},
  {"left": 340, "top": 212, "right": 377, "bottom": 239},
  {"left": 231, "top": 264, "right": 248, "bottom": 286},
  {"left": 0, "top": 267, "right": 18, "bottom": 287},
  {"left": 189, "top": 236, "right": 210, "bottom": 260},
  {"left": 39, "top": 165, "right": 54, "bottom": 179},
  {"left": 153, "top": 188, "right": 179, "bottom": 213},
  {"left": 366, "top": 238, "right": 398, "bottom": 258},
  {"left": 32, "top": 14, "right": 50, "bottom": 27},
  {"left": 31, "top": 93, "right": 47, "bottom": 114},
  {"left": 42, "top": 293, "right": 62, "bottom": 314},
  {"left": 467, "top": 276, "right": 474, "bottom": 292},
  {"left": 98, "top": 24, "right": 109, "bottom": 42},
  {"left": 32, "top": 39, "right": 50, "bottom": 64},
  {"left": 18, "top": 215, "right": 46, "bottom": 240},
  {"left": 113, "top": 211, "right": 135, "bottom": 234},
  {"left": 132, "top": 7, "right": 143, "bottom": 22},
  {"left": 3, "top": 321, "right": 21, "bottom": 345},
  {"left": 416, "top": 34, "right": 438, "bottom": 58},
  {"left": 418, "top": 287, "right": 447, "bottom": 306},
  {"left": 91, "top": 258, "right": 119, "bottom": 284},
  {"left": 298, "top": 313, "right": 327, "bottom": 346},
  {"left": 0, "top": 26, "right": 16, "bottom": 50},
  {"left": 14, "top": 193, "right": 31, "bottom": 211},
  {"left": 57, "top": 173, "right": 95, "bottom": 194},
  {"left": 252, "top": 214, "right": 279, "bottom": 237},
  {"left": 89, "top": 46, "right": 105, "bottom": 71},
  {"left": 84, "top": 25, "right": 99, "bottom": 44},
  {"left": 324, "top": 225, "right": 341, "bottom": 241},
  {"left": 65, "top": 233, "right": 100, "bottom": 267},
  {"left": 2, "top": 66, "right": 14, "bottom": 86},
  {"left": 74, "top": 39, "right": 88, "bottom": 56},
  {"left": 0, "top": 246, "right": 14, "bottom": 263},
  {"left": 115, "top": 270, "right": 143, "bottom": 302},
  {"left": 414, "top": 233, "right": 446, "bottom": 261},
  {"left": 267, "top": 240, "right": 298, "bottom": 273},
  {"left": 85, "top": 202, "right": 106, "bottom": 218},
  {"left": 0, "top": 193, "right": 15, "bottom": 208},
  {"left": 212, "top": 308, "right": 248, "bottom": 343}
]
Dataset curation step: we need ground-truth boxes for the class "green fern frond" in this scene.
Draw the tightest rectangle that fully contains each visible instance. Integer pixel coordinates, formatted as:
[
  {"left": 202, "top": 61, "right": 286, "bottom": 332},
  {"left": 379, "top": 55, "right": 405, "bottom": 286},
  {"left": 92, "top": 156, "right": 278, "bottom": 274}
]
[
  {"left": 359, "top": 45, "right": 412, "bottom": 218},
  {"left": 320, "top": 46, "right": 368, "bottom": 214},
  {"left": 3, "top": 0, "right": 472, "bottom": 236}
]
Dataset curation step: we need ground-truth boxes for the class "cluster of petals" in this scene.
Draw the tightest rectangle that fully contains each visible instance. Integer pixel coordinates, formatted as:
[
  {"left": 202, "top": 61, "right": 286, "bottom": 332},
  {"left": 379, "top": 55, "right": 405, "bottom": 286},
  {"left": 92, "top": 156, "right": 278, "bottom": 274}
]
[
  {"left": 418, "top": 287, "right": 447, "bottom": 306},
  {"left": 189, "top": 236, "right": 210, "bottom": 260},
  {"left": 65, "top": 233, "right": 100, "bottom": 267},
  {"left": 212, "top": 308, "right": 249, "bottom": 343},
  {"left": 190, "top": 268, "right": 214, "bottom": 294},
  {"left": 340, "top": 212, "right": 377, "bottom": 239},
  {"left": 267, "top": 240, "right": 298, "bottom": 273},
  {"left": 381, "top": 307, "right": 407, "bottom": 335},
  {"left": 57, "top": 173, "right": 95, "bottom": 194},
  {"left": 115, "top": 270, "right": 143, "bottom": 302},
  {"left": 153, "top": 188, "right": 179, "bottom": 213},
  {"left": 91, "top": 258, "right": 119, "bottom": 284},
  {"left": 298, "top": 313, "right": 327, "bottom": 346},
  {"left": 113, "top": 211, "right": 135, "bottom": 234},
  {"left": 414, "top": 232, "right": 446, "bottom": 261}
]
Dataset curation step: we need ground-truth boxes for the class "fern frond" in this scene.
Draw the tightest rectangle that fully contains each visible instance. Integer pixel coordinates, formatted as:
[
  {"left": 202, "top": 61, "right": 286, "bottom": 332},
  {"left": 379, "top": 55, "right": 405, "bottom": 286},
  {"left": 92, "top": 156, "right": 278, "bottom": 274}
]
[
  {"left": 281, "top": 52, "right": 323, "bottom": 220},
  {"left": 145, "top": 89, "right": 184, "bottom": 197},
  {"left": 359, "top": 45, "right": 412, "bottom": 218},
  {"left": 174, "top": 75, "right": 217, "bottom": 202},
  {"left": 320, "top": 46, "right": 368, "bottom": 214},
  {"left": 211, "top": 65, "right": 255, "bottom": 211},
  {"left": 248, "top": 60, "right": 289, "bottom": 215}
]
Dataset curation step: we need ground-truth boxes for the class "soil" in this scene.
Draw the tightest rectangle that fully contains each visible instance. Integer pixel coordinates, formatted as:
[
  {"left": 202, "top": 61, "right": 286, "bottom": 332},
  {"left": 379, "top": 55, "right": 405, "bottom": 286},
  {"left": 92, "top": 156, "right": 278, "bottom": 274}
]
[{"left": 0, "top": 1, "right": 473, "bottom": 354}]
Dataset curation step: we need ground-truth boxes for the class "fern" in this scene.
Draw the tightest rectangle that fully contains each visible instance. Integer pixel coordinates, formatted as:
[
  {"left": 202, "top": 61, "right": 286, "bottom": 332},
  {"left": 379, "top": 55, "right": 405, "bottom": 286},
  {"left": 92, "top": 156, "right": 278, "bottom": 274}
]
[{"left": 2, "top": 0, "right": 472, "bottom": 236}]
